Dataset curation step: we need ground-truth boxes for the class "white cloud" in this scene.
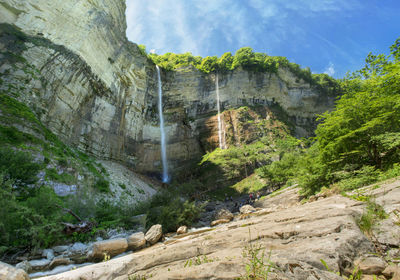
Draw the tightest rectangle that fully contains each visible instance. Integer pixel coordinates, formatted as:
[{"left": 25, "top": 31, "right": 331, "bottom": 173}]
[
  {"left": 324, "top": 62, "right": 335, "bottom": 76},
  {"left": 125, "top": 0, "right": 360, "bottom": 56}
]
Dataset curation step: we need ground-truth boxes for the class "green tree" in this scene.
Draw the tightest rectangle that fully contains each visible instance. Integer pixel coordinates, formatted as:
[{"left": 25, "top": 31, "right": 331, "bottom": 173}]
[
  {"left": 217, "top": 52, "right": 234, "bottom": 71},
  {"left": 232, "top": 47, "right": 256, "bottom": 69},
  {"left": 199, "top": 56, "right": 218, "bottom": 73},
  {"left": 316, "top": 37, "right": 400, "bottom": 171}
]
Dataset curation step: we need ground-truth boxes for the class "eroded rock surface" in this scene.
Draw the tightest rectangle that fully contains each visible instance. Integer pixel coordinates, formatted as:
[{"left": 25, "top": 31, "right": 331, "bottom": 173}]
[{"left": 37, "top": 179, "right": 400, "bottom": 280}]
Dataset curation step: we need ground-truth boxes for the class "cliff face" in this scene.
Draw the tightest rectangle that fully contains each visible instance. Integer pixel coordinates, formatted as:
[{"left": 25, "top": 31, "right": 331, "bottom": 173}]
[
  {"left": 0, "top": 0, "right": 335, "bottom": 179},
  {"left": 0, "top": 0, "right": 156, "bottom": 171}
]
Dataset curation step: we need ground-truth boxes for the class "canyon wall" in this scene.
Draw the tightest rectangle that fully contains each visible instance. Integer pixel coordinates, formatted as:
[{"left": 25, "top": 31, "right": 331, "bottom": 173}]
[{"left": 0, "top": 0, "right": 336, "bottom": 179}]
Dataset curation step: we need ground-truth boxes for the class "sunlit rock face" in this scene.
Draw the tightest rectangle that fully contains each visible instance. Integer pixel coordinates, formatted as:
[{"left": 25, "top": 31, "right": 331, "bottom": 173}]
[{"left": 0, "top": 0, "right": 336, "bottom": 178}]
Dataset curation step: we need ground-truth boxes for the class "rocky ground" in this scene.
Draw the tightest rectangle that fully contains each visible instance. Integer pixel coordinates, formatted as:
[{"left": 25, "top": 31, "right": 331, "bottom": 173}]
[{"left": 3, "top": 178, "right": 399, "bottom": 280}]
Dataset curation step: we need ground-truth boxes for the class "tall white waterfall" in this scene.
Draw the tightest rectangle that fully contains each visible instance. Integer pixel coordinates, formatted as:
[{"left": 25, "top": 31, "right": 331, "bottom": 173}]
[
  {"left": 156, "top": 65, "right": 169, "bottom": 183},
  {"left": 216, "top": 74, "right": 224, "bottom": 149}
]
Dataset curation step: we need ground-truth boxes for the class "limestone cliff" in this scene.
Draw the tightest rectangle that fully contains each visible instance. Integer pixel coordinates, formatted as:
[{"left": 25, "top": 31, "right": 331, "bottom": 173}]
[{"left": 0, "top": 0, "right": 336, "bottom": 179}]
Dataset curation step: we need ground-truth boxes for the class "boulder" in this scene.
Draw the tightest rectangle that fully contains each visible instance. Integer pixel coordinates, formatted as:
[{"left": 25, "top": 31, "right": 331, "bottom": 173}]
[
  {"left": 214, "top": 208, "right": 234, "bottom": 221},
  {"left": 52, "top": 245, "right": 69, "bottom": 254},
  {"left": 69, "top": 242, "right": 88, "bottom": 254},
  {"left": 91, "top": 238, "right": 128, "bottom": 260},
  {"left": 210, "top": 219, "right": 231, "bottom": 226},
  {"left": 64, "top": 242, "right": 90, "bottom": 264},
  {"left": 354, "top": 256, "right": 386, "bottom": 275},
  {"left": 382, "top": 264, "right": 400, "bottom": 279},
  {"left": 49, "top": 257, "right": 71, "bottom": 269},
  {"left": 0, "top": 261, "right": 29, "bottom": 280},
  {"left": 239, "top": 204, "right": 256, "bottom": 214},
  {"left": 145, "top": 224, "right": 163, "bottom": 245},
  {"left": 29, "top": 258, "right": 50, "bottom": 271},
  {"left": 15, "top": 261, "right": 31, "bottom": 273},
  {"left": 127, "top": 232, "right": 146, "bottom": 250},
  {"left": 42, "top": 249, "right": 55, "bottom": 260},
  {"left": 177, "top": 226, "right": 188, "bottom": 235}
]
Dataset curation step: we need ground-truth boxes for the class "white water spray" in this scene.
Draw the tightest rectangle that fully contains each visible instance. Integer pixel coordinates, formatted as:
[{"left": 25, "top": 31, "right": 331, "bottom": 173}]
[
  {"left": 156, "top": 65, "right": 169, "bottom": 183},
  {"left": 216, "top": 74, "right": 224, "bottom": 149}
]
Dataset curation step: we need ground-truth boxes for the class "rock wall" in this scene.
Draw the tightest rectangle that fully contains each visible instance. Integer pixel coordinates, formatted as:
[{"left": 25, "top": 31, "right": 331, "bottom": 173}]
[{"left": 0, "top": 0, "right": 336, "bottom": 179}]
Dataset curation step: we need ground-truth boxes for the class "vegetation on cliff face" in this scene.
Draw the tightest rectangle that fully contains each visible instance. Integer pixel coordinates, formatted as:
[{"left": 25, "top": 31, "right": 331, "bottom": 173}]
[
  {"left": 147, "top": 46, "right": 340, "bottom": 96},
  {"left": 175, "top": 105, "right": 301, "bottom": 199},
  {"left": 258, "top": 37, "right": 400, "bottom": 197}
]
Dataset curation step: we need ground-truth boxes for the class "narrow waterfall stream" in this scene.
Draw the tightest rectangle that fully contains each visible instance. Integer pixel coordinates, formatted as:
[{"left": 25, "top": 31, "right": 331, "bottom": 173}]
[
  {"left": 216, "top": 74, "right": 225, "bottom": 149},
  {"left": 156, "top": 65, "right": 169, "bottom": 183}
]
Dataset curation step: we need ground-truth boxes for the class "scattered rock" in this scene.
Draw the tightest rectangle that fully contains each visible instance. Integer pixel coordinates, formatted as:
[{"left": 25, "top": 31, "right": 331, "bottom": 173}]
[
  {"left": 382, "top": 264, "right": 400, "bottom": 279},
  {"left": 239, "top": 204, "right": 256, "bottom": 214},
  {"left": 51, "top": 182, "right": 77, "bottom": 196},
  {"left": 91, "top": 238, "right": 128, "bottom": 260},
  {"left": 354, "top": 256, "right": 386, "bottom": 275},
  {"left": 69, "top": 242, "right": 88, "bottom": 255},
  {"left": 214, "top": 208, "right": 234, "bottom": 221},
  {"left": 42, "top": 249, "right": 55, "bottom": 260},
  {"left": 0, "top": 261, "right": 29, "bottom": 280},
  {"left": 64, "top": 243, "right": 90, "bottom": 264},
  {"left": 15, "top": 261, "right": 32, "bottom": 273},
  {"left": 145, "top": 224, "right": 163, "bottom": 245},
  {"left": 177, "top": 226, "right": 188, "bottom": 235},
  {"left": 29, "top": 258, "right": 51, "bottom": 271},
  {"left": 52, "top": 245, "right": 69, "bottom": 254},
  {"left": 374, "top": 218, "right": 400, "bottom": 247},
  {"left": 127, "top": 232, "right": 146, "bottom": 250},
  {"left": 49, "top": 257, "right": 71, "bottom": 270},
  {"left": 210, "top": 219, "right": 231, "bottom": 226}
]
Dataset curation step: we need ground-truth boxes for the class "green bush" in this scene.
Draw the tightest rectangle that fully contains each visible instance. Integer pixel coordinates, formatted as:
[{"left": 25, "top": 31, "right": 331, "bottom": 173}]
[
  {"left": 0, "top": 147, "right": 40, "bottom": 198},
  {"left": 0, "top": 178, "right": 66, "bottom": 252},
  {"left": 145, "top": 191, "right": 203, "bottom": 232},
  {"left": 94, "top": 178, "right": 110, "bottom": 193}
]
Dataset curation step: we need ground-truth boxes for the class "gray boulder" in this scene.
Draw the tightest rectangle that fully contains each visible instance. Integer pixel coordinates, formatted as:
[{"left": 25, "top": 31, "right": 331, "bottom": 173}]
[
  {"left": 28, "top": 258, "right": 50, "bottom": 271},
  {"left": 42, "top": 249, "right": 55, "bottom": 260},
  {"left": 15, "top": 261, "right": 31, "bottom": 273},
  {"left": 52, "top": 245, "right": 69, "bottom": 254}
]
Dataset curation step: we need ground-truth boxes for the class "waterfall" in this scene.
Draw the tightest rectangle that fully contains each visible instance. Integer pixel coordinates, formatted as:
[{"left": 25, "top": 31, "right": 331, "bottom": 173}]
[
  {"left": 216, "top": 74, "right": 224, "bottom": 149},
  {"left": 156, "top": 65, "right": 169, "bottom": 183}
]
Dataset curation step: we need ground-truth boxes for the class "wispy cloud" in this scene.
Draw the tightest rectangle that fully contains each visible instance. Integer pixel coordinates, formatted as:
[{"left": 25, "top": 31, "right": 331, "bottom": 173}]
[
  {"left": 125, "top": 0, "right": 359, "bottom": 58},
  {"left": 324, "top": 62, "right": 335, "bottom": 76}
]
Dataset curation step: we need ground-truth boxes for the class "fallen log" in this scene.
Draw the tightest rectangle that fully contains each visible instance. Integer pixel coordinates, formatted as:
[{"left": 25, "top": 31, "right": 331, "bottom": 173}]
[
  {"left": 56, "top": 205, "right": 96, "bottom": 235},
  {"left": 61, "top": 221, "right": 95, "bottom": 235}
]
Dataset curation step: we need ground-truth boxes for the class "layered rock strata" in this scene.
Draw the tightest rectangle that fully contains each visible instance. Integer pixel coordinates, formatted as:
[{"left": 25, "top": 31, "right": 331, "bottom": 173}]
[{"left": 0, "top": 0, "right": 336, "bottom": 178}]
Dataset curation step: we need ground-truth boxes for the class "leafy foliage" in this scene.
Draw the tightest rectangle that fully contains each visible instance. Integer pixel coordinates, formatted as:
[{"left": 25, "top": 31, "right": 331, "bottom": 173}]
[
  {"left": 143, "top": 190, "right": 203, "bottom": 232},
  {"left": 357, "top": 197, "right": 388, "bottom": 235},
  {"left": 257, "top": 37, "right": 400, "bottom": 197},
  {"left": 147, "top": 47, "right": 340, "bottom": 95},
  {"left": 0, "top": 175, "right": 66, "bottom": 252},
  {"left": 0, "top": 147, "right": 40, "bottom": 189}
]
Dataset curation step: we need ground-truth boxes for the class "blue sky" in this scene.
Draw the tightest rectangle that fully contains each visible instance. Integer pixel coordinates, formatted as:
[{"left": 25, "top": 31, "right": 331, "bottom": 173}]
[{"left": 126, "top": 0, "right": 400, "bottom": 78}]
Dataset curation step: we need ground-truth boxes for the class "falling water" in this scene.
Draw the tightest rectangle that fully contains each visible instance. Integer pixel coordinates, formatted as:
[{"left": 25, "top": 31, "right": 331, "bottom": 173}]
[
  {"left": 156, "top": 65, "right": 169, "bottom": 183},
  {"left": 216, "top": 74, "right": 224, "bottom": 149}
]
